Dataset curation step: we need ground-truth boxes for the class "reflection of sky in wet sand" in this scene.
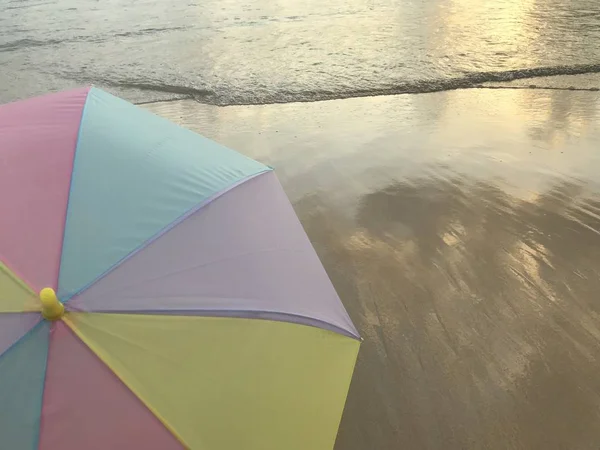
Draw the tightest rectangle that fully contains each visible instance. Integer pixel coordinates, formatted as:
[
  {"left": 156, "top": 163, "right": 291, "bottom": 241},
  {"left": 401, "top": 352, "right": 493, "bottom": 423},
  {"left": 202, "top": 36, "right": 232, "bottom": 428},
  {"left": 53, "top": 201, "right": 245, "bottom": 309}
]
[{"left": 146, "top": 89, "right": 600, "bottom": 449}]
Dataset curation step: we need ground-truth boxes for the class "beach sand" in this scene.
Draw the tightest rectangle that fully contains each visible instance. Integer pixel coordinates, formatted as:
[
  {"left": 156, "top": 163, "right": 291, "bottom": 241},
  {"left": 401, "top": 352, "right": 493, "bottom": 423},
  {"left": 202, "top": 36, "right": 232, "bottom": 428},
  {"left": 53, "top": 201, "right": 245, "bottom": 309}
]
[{"left": 145, "top": 88, "right": 600, "bottom": 450}]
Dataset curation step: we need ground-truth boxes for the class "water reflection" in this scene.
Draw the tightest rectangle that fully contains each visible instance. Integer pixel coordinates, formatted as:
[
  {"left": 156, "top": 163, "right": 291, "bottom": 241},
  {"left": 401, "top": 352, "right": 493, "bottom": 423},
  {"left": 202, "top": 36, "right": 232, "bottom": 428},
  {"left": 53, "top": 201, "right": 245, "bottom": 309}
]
[{"left": 298, "top": 173, "right": 600, "bottom": 449}]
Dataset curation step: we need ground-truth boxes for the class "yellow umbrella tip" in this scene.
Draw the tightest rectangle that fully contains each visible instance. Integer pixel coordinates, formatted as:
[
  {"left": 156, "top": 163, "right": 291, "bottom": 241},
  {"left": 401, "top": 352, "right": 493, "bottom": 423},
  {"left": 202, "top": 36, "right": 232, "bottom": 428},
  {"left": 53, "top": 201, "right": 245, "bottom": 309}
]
[{"left": 39, "top": 287, "right": 64, "bottom": 321}]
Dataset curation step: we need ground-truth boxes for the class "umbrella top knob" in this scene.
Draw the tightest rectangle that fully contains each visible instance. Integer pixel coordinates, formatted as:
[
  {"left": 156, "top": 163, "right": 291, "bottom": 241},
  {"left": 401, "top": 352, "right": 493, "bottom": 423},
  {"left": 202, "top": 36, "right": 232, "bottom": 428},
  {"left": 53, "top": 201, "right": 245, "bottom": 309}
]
[{"left": 39, "top": 288, "right": 64, "bottom": 321}]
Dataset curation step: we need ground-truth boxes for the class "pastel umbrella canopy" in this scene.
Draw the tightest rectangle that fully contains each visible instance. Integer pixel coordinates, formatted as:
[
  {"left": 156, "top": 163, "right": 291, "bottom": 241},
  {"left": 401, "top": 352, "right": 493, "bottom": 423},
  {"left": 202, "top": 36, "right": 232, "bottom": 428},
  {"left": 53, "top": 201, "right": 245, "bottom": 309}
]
[{"left": 0, "top": 87, "right": 360, "bottom": 450}]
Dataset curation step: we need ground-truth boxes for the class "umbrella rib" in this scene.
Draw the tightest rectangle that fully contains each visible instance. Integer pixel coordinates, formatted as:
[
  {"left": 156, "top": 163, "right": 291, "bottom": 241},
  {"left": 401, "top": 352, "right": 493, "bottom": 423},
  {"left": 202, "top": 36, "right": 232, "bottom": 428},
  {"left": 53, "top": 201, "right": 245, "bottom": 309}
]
[
  {"left": 0, "top": 259, "right": 37, "bottom": 296},
  {"left": 61, "top": 316, "right": 191, "bottom": 449},
  {"left": 57, "top": 87, "right": 92, "bottom": 293},
  {"left": 0, "top": 319, "right": 44, "bottom": 365},
  {"left": 71, "top": 247, "right": 307, "bottom": 300},
  {"left": 64, "top": 169, "right": 271, "bottom": 302},
  {"left": 68, "top": 306, "right": 361, "bottom": 340}
]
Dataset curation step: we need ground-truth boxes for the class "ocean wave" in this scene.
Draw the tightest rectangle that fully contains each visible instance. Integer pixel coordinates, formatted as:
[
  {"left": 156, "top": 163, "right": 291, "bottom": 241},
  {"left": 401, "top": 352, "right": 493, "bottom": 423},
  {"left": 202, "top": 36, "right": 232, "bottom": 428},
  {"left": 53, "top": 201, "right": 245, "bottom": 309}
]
[
  {"left": 109, "top": 64, "right": 600, "bottom": 106},
  {"left": 0, "top": 27, "right": 189, "bottom": 53},
  {"left": 0, "top": 38, "right": 63, "bottom": 52},
  {"left": 108, "top": 81, "right": 215, "bottom": 99}
]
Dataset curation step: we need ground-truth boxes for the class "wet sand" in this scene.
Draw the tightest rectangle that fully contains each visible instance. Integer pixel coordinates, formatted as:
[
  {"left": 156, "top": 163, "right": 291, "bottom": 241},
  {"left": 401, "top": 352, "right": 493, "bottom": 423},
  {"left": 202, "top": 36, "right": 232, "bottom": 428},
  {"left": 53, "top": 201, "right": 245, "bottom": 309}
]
[{"left": 145, "top": 88, "right": 600, "bottom": 450}]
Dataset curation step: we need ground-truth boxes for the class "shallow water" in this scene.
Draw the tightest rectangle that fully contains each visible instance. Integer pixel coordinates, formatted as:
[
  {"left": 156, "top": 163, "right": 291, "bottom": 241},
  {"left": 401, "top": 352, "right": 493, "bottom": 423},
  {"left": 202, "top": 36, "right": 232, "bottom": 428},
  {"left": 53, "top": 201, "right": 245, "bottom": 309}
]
[
  {"left": 146, "top": 89, "right": 600, "bottom": 449},
  {"left": 3, "top": 0, "right": 600, "bottom": 104}
]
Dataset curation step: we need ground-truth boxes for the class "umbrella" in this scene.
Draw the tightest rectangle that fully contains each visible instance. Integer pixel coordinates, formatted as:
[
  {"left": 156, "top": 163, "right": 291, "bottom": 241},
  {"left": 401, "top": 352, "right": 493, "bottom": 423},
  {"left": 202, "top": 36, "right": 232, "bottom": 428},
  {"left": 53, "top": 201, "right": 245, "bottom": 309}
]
[{"left": 0, "top": 87, "right": 360, "bottom": 450}]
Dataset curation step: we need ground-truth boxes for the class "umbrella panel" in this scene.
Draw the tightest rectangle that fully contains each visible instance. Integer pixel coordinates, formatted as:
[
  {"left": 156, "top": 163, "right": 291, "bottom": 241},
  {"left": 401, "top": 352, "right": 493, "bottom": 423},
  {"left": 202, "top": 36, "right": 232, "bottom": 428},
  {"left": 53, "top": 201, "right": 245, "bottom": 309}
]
[
  {"left": 70, "top": 171, "right": 358, "bottom": 339},
  {"left": 0, "top": 87, "right": 359, "bottom": 450},
  {"left": 67, "top": 312, "right": 360, "bottom": 450},
  {"left": 39, "top": 321, "right": 183, "bottom": 450},
  {"left": 58, "top": 88, "right": 268, "bottom": 301},
  {"left": 0, "top": 88, "right": 88, "bottom": 292},
  {"left": 0, "top": 322, "right": 49, "bottom": 449},
  {"left": 0, "top": 313, "right": 41, "bottom": 355},
  {"left": 0, "top": 262, "right": 39, "bottom": 312}
]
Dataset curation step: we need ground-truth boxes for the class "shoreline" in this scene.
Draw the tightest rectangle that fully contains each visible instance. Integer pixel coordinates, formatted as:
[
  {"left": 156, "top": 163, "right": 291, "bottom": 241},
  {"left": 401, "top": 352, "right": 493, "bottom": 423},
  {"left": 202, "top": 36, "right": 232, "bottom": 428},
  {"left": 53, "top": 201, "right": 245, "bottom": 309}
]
[{"left": 137, "top": 72, "right": 600, "bottom": 108}]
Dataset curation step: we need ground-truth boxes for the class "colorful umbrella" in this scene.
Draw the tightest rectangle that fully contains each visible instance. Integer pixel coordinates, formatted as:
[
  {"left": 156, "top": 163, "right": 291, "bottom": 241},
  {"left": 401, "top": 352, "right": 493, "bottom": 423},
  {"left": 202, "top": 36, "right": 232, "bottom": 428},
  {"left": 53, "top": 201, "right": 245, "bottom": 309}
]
[{"left": 0, "top": 87, "right": 360, "bottom": 450}]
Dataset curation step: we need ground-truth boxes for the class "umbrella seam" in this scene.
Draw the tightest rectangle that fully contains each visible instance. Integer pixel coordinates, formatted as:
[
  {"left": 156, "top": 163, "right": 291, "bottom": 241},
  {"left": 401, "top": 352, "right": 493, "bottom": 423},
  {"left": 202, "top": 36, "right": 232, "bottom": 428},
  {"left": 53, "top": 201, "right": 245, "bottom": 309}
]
[
  {"left": 0, "top": 258, "right": 37, "bottom": 297},
  {"left": 63, "top": 168, "right": 272, "bottom": 304},
  {"left": 0, "top": 318, "right": 44, "bottom": 363},
  {"left": 56, "top": 86, "right": 93, "bottom": 296},
  {"left": 62, "top": 316, "right": 192, "bottom": 449},
  {"left": 0, "top": 260, "right": 38, "bottom": 308},
  {"left": 65, "top": 247, "right": 310, "bottom": 300},
  {"left": 65, "top": 307, "right": 362, "bottom": 340},
  {"left": 34, "top": 322, "right": 52, "bottom": 450}
]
